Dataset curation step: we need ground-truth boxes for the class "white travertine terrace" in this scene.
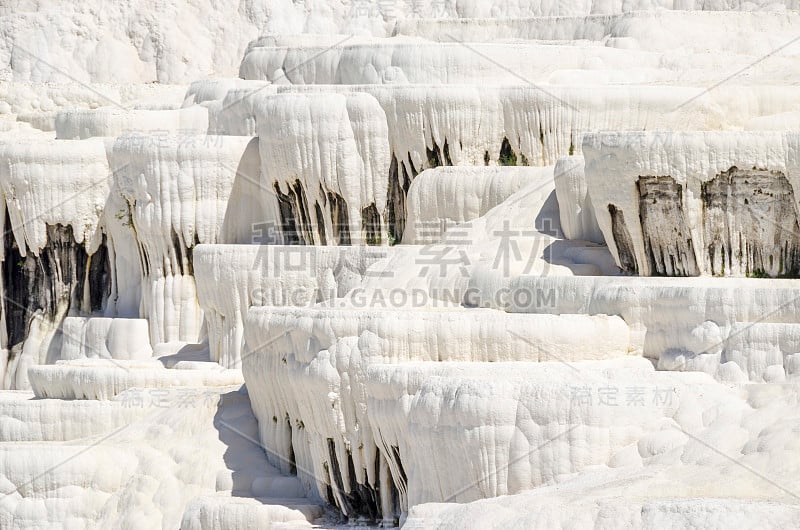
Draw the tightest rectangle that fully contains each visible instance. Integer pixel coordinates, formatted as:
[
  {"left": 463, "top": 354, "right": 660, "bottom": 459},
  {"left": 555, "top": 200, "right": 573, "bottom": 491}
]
[
  {"left": 504, "top": 275, "right": 800, "bottom": 381},
  {"left": 28, "top": 359, "right": 244, "bottom": 400},
  {"left": 0, "top": 2, "right": 799, "bottom": 529},
  {"left": 403, "top": 166, "right": 552, "bottom": 244},
  {"left": 365, "top": 359, "right": 713, "bottom": 506},
  {"left": 111, "top": 134, "right": 261, "bottom": 344},
  {"left": 394, "top": 10, "right": 800, "bottom": 54},
  {"left": 256, "top": 92, "right": 392, "bottom": 245},
  {"left": 196, "top": 83, "right": 800, "bottom": 165},
  {"left": 239, "top": 38, "right": 800, "bottom": 87},
  {"left": 54, "top": 106, "right": 209, "bottom": 140},
  {"left": 0, "top": 138, "right": 110, "bottom": 257},
  {"left": 194, "top": 244, "right": 399, "bottom": 367},
  {"left": 59, "top": 317, "right": 153, "bottom": 361}
]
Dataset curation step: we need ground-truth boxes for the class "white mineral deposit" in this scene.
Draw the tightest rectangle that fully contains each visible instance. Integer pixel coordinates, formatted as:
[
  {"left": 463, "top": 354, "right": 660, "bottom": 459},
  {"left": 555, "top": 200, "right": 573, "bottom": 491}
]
[{"left": 0, "top": 1, "right": 798, "bottom": 528}]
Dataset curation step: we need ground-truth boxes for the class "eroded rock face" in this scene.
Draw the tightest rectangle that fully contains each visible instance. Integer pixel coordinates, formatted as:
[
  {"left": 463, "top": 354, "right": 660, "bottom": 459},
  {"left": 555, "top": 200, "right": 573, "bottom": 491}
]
[
  {"left": 585, "top": 133, "right": 800, "bottom": 277},
  {"left": 638, "top": 176, "right": 699, "bottom": 277},
  {"left": 3, "top": 222, "right": 111, "bottom": 384},
  {"left": 703, "top": 167, "right": 800, "bottom": 277},
  {"left": 608, "top": 204, "right": 638, "bottom": 274},
  {"left": 601, "top": 163, "right": 800, "bottom": 278},
  {"left": 386, "top": 155, "right": 412, "bottom": 244}
]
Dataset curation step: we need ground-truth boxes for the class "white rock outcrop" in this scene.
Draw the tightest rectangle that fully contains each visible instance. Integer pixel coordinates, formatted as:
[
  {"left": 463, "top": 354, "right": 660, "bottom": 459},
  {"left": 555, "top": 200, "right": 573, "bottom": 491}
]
[{"left": 584, "top": 131, "right": 800, "bottom": 277}]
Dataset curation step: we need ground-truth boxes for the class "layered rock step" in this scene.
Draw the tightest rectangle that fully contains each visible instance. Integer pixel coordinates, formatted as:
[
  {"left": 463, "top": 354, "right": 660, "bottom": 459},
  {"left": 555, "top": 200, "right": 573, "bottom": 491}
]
[
  {"left": 111, "top": 133, "right": 263, "bottom": 345},
  {"left": 28, "top": 359, "right": 244, "bottom": 400},
  {"left": 241, "top": 305, "right": 632, "bottom": 522},
  {"left": 60, "top": 317, "right": 153, "bottom": 361},
  {"left": 238, "top": 35, "right": 798, "bottom": 86},
  {"left": 180, "top": 494, "right": 325, "bottom": 530},
  {"left": 399, "top": 376, "right": 800, "bottom": 529},
  {"left": 403, "top": 166, "right": 555, "bottom": 244},
  {"left": 394, "top": 10, "right": 800, "bottom": 56},
  {"left": 0, "top": 390, "right": 149, "bottom": 441},
  {"left": 191, "top": 82, "right": 800, "bottom": 165},
  {"left": 364, "top": 358, "right": 712, "bottom": 507},
  {"left": 0, "top": 383, "right": 324, "bottom": 528},
  {"left": 55, "top": 106, "right": 208, "bottom": 140},
  {"left": 245, "top": 306, "right": 630, "bottom": 364},
  {"left": 194, "top": 244, "right": 404, "bottom": 367},
  {"left": 501, "top": 275, "right": 800, "bottom": 382}
]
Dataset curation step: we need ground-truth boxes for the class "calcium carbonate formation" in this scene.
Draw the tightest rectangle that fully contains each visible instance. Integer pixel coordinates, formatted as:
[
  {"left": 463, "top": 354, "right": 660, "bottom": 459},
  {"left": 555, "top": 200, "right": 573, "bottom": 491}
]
[{"left": 0, "top": 2, "right": 798, "bottom": 529}]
